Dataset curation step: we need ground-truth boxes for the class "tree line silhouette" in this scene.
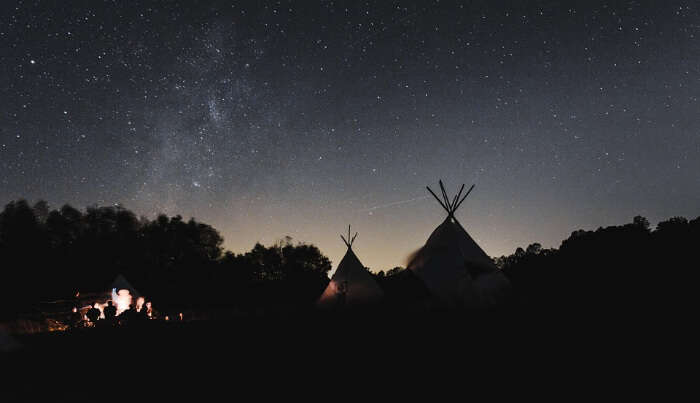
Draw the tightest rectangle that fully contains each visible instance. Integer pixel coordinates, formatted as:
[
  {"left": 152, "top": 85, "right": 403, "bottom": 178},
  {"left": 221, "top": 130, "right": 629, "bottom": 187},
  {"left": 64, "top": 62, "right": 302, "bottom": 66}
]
[
  {"left": 496, "top": 215, "right": 699, "bottom": 319},
  {"left": 0, "top": 199, "right": 698, "bottom": 320},
  {"left": 0, "top": 200, "right": 330, "bottom": 320}
]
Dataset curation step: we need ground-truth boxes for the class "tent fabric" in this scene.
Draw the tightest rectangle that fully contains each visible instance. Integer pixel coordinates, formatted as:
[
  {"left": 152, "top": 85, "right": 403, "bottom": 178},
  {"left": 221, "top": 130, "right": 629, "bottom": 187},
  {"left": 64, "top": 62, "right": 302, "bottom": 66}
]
[
  {"left": 317, "top": 248, "right": 383, "bottom": 309},
  {"left": 111, "top": 274, "right": 141, "bottom": 298},
  {"left": 408, "top": 217, "right": 510, "bottom": 307}
]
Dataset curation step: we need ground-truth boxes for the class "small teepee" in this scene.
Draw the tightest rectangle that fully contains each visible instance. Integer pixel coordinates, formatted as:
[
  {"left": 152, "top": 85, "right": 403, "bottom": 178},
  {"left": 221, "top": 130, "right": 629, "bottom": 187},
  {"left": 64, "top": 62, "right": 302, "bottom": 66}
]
[
  {"left": 111, "top": 274, "right": 141, "bottom": 298},
  {"left": 317, "top": 226, "right": 384, "bottom": 309},
  {"left": 407, "top": 181, "right": 509, "bottom": 308}
]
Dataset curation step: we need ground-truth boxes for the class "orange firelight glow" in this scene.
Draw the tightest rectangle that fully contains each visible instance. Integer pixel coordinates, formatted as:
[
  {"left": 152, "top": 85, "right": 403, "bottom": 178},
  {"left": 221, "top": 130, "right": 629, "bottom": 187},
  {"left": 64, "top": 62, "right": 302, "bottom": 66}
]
[{"left": 111, "top": 288, "right": 133, "bottom": 315}]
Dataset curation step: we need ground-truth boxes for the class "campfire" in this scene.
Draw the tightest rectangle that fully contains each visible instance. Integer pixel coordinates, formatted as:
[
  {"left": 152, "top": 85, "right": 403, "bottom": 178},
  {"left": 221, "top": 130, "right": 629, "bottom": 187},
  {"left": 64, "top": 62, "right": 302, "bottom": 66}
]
[
  {"left": 85, "top": 288, "right": 153, "bottom": 322},
  {"left": 6, "top": 275, "right": 188, "bottom": 335},
  {"left": 66, "top": 274, "right": 162, "bottom": 329}
]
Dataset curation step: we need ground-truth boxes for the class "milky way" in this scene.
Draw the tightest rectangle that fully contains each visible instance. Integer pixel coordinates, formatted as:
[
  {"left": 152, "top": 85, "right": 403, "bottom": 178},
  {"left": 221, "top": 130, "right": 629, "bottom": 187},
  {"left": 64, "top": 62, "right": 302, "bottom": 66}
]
[{"left": 2, "top": 1, "right": 699, "bottom": 271}]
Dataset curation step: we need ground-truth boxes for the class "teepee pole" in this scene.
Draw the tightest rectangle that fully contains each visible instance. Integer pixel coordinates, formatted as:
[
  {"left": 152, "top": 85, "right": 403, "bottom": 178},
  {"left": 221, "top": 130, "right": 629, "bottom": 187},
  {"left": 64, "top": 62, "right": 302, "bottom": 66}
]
[
  {"left": 453, "top": 184, "right": 475, "bottom": 212},
  {"left": 426, "top": 186, "right": 449, "bottom": 213},
  {"left": 451, "top": 184, "right": 465, "bottom": 214},
  {"left": 438, "top": 180, "right": 451, "bottom": 212},
  {"left": 341, "top": 225, "right": 358, "bottom": 248}
]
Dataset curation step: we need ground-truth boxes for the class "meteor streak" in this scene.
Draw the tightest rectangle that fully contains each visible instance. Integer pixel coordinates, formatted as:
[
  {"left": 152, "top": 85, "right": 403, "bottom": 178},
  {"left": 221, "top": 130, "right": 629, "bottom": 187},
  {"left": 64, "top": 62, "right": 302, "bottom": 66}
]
[{"left": 359, "top": 196, "right": 430, "bottom": 213}]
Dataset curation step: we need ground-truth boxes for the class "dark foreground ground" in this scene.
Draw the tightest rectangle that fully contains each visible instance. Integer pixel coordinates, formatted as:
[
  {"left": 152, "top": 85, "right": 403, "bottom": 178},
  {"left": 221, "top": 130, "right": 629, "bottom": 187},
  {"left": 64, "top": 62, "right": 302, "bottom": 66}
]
[{"left": 2, "top": 311, "right": 682, "bottom": 400}]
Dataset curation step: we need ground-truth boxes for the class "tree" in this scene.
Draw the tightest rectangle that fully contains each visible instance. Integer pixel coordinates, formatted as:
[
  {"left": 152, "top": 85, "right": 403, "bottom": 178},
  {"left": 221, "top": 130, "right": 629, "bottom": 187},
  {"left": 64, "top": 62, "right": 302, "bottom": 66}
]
[
  {"left": 32, "top": 200, "right": 50, "bottom": 224},
  {"left": 632, "top": 215, "right": 650, "bottom": 231},
  {"left": 525, "top": 243, "right": 542, "bottom": 255},
  {"left": 0, "top": 200, "right": 50, "bottom": 316},
  {"left": 386, "top": 266, "right": 405, "bottom": 276}
]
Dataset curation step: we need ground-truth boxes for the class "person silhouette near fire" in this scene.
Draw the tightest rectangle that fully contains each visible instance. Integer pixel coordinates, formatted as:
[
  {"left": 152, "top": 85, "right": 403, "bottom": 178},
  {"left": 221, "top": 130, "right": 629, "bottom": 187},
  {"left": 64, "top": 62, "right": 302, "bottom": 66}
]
[
  {"left": 120, "top": 303, "right": 137, "bottom": 324},
  {"left": 70, "top": 306, "right": 82, "bottom": 328},
  {"left": 86, "top": 303, "right": 100, "bottom": 325},
  {"left": 138, "top": 303, "right": 150, "bottom": 322},
  {"left": 104, "top": 300, "right": 117, "bottom": 324}
]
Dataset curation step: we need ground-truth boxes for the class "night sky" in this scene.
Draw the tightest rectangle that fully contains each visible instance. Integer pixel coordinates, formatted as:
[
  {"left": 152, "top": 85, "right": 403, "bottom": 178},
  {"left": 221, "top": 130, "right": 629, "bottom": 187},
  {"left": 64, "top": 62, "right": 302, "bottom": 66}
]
[{"left": 2, "top": 1, "right": 699, "bottom": 272}]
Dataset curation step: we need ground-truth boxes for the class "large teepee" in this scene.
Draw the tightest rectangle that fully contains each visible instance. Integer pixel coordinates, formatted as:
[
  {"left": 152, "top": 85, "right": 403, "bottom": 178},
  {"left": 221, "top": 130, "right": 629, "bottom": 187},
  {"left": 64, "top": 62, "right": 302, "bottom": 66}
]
[
  {"left": 407, "top": 181, "right": 509, "bottom": 308},
  {"left": 317, "top": 226, "right": 384, "bottom": 309}
]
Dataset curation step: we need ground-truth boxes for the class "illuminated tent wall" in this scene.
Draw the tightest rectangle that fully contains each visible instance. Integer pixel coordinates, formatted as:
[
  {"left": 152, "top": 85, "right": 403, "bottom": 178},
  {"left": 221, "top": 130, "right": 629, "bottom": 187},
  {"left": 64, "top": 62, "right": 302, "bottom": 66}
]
[
  {"left": 407, "top": 181, "right": 510, "bottom": 308},
  {"left": 111, "top": 274, "right": 141, "bottom": 298},
  {"left": 317, "top": 227, "right": 383, "bottom": 309}
]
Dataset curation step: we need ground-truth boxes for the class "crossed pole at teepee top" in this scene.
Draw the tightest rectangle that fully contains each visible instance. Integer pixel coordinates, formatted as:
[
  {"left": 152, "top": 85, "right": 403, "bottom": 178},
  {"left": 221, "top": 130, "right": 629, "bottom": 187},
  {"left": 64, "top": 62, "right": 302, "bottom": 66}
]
[
  {"left": 340, "top": 224, "right": 358, "bottom": 249},
  {"left": 426, "top": 180, "right": 475, "bottom": 218}
]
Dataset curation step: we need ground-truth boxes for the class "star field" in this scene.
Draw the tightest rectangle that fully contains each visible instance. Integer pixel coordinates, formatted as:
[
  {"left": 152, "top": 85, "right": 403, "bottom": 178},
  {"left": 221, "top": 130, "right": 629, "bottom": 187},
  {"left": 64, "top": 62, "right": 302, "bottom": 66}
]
[{"left": 2, "top": 0, "right": 699, "bottom": 271}]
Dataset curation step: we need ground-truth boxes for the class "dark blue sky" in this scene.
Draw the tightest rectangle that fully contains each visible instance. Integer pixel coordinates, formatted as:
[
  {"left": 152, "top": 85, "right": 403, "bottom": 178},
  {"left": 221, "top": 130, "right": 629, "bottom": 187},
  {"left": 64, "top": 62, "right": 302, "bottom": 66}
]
[{"left": 2, "top": 0, "right": 699, "bottom": 271}]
